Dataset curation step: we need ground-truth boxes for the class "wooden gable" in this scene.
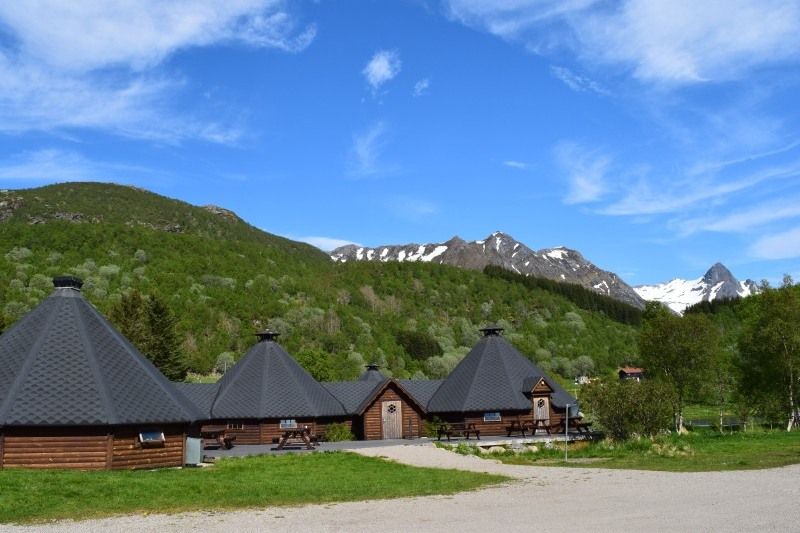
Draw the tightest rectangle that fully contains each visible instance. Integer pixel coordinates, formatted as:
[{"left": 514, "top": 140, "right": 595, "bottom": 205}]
[{"left": 531, "top": 377, "right": 553, "bottom": 395}]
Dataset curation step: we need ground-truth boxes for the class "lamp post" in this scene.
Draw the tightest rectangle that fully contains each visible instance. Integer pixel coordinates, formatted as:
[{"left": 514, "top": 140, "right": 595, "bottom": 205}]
[{"left": 564, "top": 404, "right": 572, "bottom": 462}]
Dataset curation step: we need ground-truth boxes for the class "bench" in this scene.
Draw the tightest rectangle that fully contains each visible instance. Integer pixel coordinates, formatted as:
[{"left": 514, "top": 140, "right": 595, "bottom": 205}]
[{"left": 437, "top": 422, "right": 480, "bottom": 441}]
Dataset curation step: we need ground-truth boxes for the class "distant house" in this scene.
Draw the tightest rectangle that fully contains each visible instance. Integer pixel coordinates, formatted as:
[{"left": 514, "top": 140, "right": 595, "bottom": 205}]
[
  {"left": 618, "top": 367, "right": 645, "bottom": 381},
  {"left": 0, "top": 277, "right": 201, "bottom": 470}
]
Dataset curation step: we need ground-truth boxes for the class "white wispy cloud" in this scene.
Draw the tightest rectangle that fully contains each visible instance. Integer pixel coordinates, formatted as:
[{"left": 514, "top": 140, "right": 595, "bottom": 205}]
[
  {"left": 550, "top": 66, "right": 607, "bottom": 94},
  {"left": 413, "top": 78, "right": 430, "bottom": 96},
  {"left": 554, "top": 141, "right": 610, "bottom": 204},
  {"left": 503, "top": 160, "right": 529, "bottom": 169},
  {"left": 348, "top": 122, "right": 391, "bottom": 177},
  {"left": 444, "top": 0, "right": 800, "bottom": 85},
  {"left": 751, "top": 226, "right": 800, "bottom": 260},
  {"left": 388, "top": 196, "right": 439, "bottom": 221},
  {"left": 673, "top": 198, "right": 800, "bottom": 236},
  {"left": 602, "top": 160, "right": 800, "bottom": 216},
  {"left": 0, "top": 148, "right": 150, "bottom": 182},
  {"left": 578, "top": 0, "right": 800, "bottom": 84},
  {"left": 0, "top": 1, "right": 314, "bottom": 142},
  {"left": 363, "top": 50, "right": 402, "bottom": 92},
  {"left": 295, "top": 236, "right": 361, "bottom": 252}
]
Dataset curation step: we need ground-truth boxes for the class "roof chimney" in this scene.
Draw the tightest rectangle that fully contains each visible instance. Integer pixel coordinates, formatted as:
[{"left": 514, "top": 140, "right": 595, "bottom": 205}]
[
  {"left": 53, "top": 276, "right": 83, "bottom": 291},
  {"left": 479, "top": 325, "right": 504, "bottom": 337},
  {"left": 255, "top": 330, "right": 280, "bottom": 342}
]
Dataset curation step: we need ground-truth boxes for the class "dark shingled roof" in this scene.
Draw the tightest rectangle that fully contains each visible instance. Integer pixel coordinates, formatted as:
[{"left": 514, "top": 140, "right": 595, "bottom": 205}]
[
  {"left": 322, "top": 380, "right": 385, "bottom": 414},
  {"left": 0, "top": 283, "right": 202, "bottom": 427},
  {"left": 211, "top": 336, "right": 346, "bottom": 419},
  {"left": 173, "top": 383, "right": 219, "bottom": 418},
  {"left": 396, "top": 379, "right": 443, "bottom": 407},
  {"left": 358, "top": 364, "right": 386, "bottom": 382},
  {"left": 426, "top": 332, "right": 576, "bottom": 413}
]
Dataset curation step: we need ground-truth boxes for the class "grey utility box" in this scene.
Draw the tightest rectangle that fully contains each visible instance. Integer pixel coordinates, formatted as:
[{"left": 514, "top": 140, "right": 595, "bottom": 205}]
[{"left": 185, "top": 437, "right": 202, "bottom": 466}]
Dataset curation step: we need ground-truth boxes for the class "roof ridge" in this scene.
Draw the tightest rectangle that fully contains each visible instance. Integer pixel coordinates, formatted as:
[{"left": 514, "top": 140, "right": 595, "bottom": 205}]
[
  {"left": 73, "top": 297, "right": 118, "bottom": 424},
  {"left": 0, "top": 298, "right": 60, "bottom": 425}
]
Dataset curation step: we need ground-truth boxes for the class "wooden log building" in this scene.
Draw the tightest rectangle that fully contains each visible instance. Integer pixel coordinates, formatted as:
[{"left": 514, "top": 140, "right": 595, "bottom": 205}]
[
  {"left": 188, "top": 331, "right": 350, "bottom": 445},
  {"left": 0, "top": 277, "right": 201, "bottom": 470},
  {"left": 425, "top": 326, "right": 577, "bottom": 436}
]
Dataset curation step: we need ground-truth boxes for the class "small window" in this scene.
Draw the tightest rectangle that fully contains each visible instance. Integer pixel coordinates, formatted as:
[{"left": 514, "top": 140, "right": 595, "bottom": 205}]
[
  {"left": 227, "top": 422, "right": 243, "bottom": 430},
  {"left": 280, "top": 419, "right": 298, "bottom": 429},
  {"left": 483, "top": 412, "right": 501, "bottom": 422},
  {"left": 537, "top": 399, "right": 546, "bottom": 408},
  {"left": 138, "top": 430, "right": 165, "bottom": 448}
]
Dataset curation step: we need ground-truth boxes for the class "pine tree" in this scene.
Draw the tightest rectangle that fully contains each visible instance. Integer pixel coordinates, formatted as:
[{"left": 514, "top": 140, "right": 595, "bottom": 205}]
[
  {"left": 145, "top": 294, "right": 187, "bottom": 381},
  {"left": 109, "top": 290, "right": 187, "bottom": 381},
  {"left": 108, "top": 290, "right": 149, "bottom": 348}
]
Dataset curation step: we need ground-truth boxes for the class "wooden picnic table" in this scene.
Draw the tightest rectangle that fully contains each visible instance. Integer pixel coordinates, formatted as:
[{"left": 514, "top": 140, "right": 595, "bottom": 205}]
[
  {"left": 275, "top": 427, "right": 317, "bottom": 450},
  {"left": 201, "top": 426, "right": 236, "bottom": 449},
  {"left": 437, "top": 422, "right": 480, "bottom": 441},
  {"left": 505, "top": 419, "right": 528, "bottom": 437}
]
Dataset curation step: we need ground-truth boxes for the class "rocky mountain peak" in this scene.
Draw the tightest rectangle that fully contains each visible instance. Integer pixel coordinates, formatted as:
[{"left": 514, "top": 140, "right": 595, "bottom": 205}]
[
  {"left": 635, "top": 262, "right": 760, "bottom": 314},
  {"left": 330, "top": 232, "right": 645, "bottom": 309}
]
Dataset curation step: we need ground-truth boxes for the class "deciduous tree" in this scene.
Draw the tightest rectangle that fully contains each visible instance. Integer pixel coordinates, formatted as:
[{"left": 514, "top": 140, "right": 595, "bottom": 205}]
[{"left": 738, "top": 282, "right": 800, "bottom": 430}]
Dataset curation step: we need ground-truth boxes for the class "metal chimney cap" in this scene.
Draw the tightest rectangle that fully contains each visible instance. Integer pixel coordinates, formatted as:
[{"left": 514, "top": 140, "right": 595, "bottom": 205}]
[
  {"left": 479, "top": 325, "right": 504, "bottom": 337},
  {"left": 52, "top": 276, "right": 83, "bottom": 290},
  {"left": 255, "top": 330, "right": 280, "bottom": 342}
]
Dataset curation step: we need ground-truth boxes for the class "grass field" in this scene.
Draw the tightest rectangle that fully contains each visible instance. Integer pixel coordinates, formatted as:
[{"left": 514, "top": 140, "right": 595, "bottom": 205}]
[
  {"left": 0, "top": 451, "right": 507, "bottom": 524},
  {"left": 444, "top": 430, "right": 800, "bottom": 472}
]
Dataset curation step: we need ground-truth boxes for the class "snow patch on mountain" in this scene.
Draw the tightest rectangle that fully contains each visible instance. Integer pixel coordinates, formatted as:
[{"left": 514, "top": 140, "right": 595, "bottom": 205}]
[
  {"left": 634, "top": 263, "right": 759, "bottom": 314},
  {"left": 331, "top": 231, "right": 646, "bottom": 309}
]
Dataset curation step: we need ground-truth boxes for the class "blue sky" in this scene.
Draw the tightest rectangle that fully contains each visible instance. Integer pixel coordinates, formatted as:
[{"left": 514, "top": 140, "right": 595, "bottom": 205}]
[{"left": 1, "top": 1, "right": 799, "bottom": 285}]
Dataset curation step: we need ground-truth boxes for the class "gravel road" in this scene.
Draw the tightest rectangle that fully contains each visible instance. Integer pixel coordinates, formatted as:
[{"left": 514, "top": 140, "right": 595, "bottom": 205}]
[{"left": 3, "top": 443, "right": 799, "bottom": 532}]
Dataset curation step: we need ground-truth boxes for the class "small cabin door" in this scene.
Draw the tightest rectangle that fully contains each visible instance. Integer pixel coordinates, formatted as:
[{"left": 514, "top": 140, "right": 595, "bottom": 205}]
[
  {"left": 534, "top": 397, "right": 550, "bottom": 423},
  {"left": 382, "top": 401, "right": 402, "bottom": 439}
]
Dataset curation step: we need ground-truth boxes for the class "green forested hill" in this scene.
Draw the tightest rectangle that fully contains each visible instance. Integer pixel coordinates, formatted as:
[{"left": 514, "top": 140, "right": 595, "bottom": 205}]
[{"left": 0, "top": 182, "right": 638, "bottom": 381}]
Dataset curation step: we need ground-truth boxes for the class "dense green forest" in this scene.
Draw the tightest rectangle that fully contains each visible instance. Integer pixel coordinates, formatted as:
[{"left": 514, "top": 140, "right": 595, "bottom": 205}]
[{"left": 0, "top": 183, "right": 638, "bottom": 381}]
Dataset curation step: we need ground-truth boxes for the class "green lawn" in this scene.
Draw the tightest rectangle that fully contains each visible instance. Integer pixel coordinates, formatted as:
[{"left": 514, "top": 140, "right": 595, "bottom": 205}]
[
  {"left": 445, "top": 430, "right": 800, "bottom": 472},
  {"left": 0, "top": 451, "right": 507, "bottom": 524}
]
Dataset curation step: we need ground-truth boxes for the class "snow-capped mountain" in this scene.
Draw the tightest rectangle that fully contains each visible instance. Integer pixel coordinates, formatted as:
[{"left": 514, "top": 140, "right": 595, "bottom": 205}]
[
  {"left": 330, "top": 232, "right": 646, "bottom": 309},
  {"left": 634, "top": 263, "right": 759, "bottom": 314}
]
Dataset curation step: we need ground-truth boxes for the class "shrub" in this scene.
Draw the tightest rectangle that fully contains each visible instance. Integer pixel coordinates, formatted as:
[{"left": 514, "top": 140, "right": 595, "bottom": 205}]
[
  {"left": 324, "top": 422, "right": 354, "bottom": 442},
  {"left": 583, "top": 379, "right": 675, "bottom": 440},
  {"left": 396, "top": 330, "right": 443, "bottom": 360}
]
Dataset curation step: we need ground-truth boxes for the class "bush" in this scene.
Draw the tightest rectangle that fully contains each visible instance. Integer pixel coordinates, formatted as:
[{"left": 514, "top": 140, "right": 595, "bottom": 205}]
[
  {"left": 583, "top": 380, "right": 675, "bottom": 440},
  {"left": 324, "top": 422, "right": 354, "bottom": 442},
  {"left": 396, "top": 330, "right": 443, "bottom": 360}
]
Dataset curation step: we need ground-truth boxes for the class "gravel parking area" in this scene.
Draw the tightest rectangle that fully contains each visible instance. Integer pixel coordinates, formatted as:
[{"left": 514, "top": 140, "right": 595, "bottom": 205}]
[{"left": 3, "top": 442, "right": 800, "bottom": 532}]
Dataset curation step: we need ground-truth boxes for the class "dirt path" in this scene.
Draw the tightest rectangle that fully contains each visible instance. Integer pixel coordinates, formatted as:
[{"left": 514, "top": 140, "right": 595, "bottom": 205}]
[{"left": 4, "top": 443, "right": 800, "bottom": 532}]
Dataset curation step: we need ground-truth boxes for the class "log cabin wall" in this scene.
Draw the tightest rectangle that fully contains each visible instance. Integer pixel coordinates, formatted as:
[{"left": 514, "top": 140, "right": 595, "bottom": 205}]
[
  {"left": 218, "top": 420, "right": 262, "bottom": 445},
  {"left": 362, "top": 385, "right": 423, "bottom": 440},
  {"left": 111, "top": 426, "right": 185, "bottom": 470},
  {"left": 437, "top": 411, "right": 530, "bottom": 437},
  {"left": 0, "top": 427, "right": 109, "bottom": 470}
]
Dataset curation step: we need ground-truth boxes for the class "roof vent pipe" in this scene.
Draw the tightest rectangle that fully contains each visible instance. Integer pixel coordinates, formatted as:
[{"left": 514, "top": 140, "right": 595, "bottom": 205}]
[
  {"left": 479, "top": 325, "right": 504, "bottom": 337},
  {"left": 255, "top": 330, "right": 280, "bottom": 342},
  {"left": 52, "top": 276, "right": 83, "bottom": 291}
]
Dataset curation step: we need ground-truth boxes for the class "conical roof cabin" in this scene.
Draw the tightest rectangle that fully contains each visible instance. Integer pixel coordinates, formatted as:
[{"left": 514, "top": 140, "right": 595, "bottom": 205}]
[
  {"left": 427, "top": 326, "right": 575, "bottom": 413},
  {"left": 0, "top": 277, "right": 200, "bottom": 469},
  {"left": 211, "top": 331, "right": 346, "bottom": 419}
]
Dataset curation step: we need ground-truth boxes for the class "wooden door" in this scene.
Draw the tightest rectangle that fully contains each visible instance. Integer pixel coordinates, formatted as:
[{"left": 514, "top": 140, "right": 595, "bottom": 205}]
[
  {"left": 381, "top": 401, "right": 402, "bottom": 439},
  {"left": 534, "top": 397, "right": 550, "bottom": 423}
]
